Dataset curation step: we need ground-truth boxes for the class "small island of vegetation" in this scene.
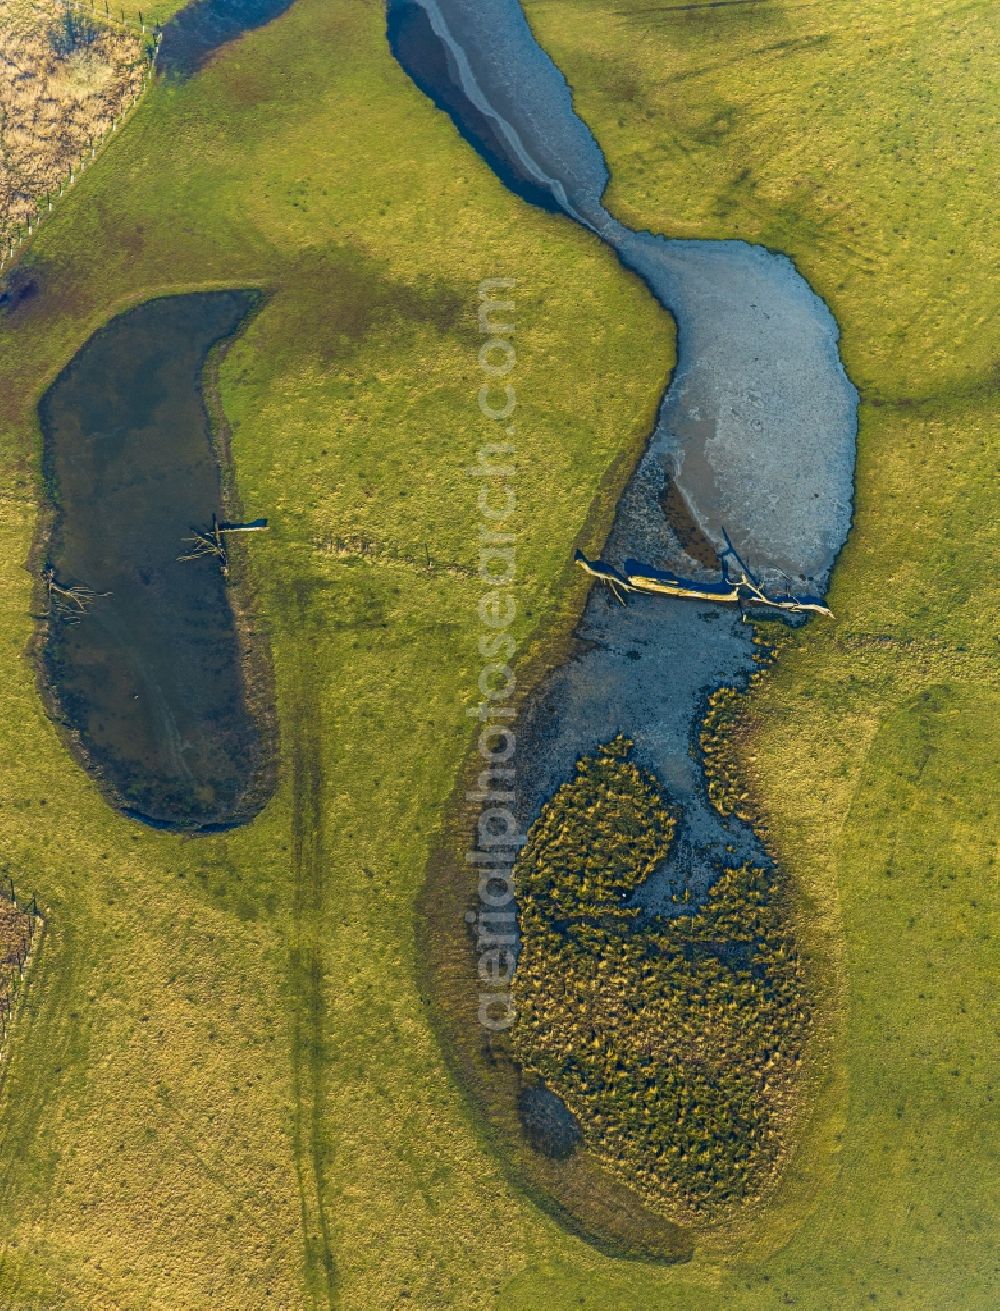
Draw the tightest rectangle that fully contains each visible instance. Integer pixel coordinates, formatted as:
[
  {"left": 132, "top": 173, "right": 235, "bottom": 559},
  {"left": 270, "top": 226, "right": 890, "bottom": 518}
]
[{"left": 513, "top": 736, "right": 812, "bottom": 1219}]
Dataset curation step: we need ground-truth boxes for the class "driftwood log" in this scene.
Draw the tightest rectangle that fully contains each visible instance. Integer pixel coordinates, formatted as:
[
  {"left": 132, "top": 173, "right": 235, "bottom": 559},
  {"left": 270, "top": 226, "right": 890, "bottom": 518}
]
[
  {"left": 575, "top": 529, "right": 833, "bottom": 619},
  {"left": 178, "top": 515, "right": 269, "bottom": 576},
  {"left": 42, "top": 566, "right": 109, "bottom": 615}
]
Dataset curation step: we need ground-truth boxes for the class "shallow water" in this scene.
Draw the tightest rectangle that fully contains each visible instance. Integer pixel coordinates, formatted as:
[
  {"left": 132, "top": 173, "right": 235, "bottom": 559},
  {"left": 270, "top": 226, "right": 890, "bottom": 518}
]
[
  {"left": 40, "top": 291, "right": 270, "bottom": 830},
  {"left": 388, "top": 0, "right": 858, "bottom": 900}
]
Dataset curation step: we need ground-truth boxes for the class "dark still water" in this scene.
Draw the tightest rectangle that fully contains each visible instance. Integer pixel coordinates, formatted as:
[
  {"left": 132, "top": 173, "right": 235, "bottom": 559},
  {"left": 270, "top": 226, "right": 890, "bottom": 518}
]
[{"left": 40, "top": 291, "right": 272, "bottom": 830}]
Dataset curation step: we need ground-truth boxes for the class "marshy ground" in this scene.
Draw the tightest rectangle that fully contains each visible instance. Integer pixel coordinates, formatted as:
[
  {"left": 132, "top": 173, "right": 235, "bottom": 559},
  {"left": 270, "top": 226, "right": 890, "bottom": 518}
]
[
  {"left": 0, "top": 0, "right": 993, "bottom": 1307},
  {"left": 511, "top": 737, "right": 811, "bottom": 1222}
]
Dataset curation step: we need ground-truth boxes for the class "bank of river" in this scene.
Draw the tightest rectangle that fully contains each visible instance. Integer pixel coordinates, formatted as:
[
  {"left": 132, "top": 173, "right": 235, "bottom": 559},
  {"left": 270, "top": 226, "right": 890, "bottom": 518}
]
[
  {"left": 389, "top": 0, "right": 857, "bottom": 901},
  {"left": 39, "top": 290, "right": 273, "bottom": 830},
  {"left": 392, "top": 0, "right": 859, "bottom": 1244}
]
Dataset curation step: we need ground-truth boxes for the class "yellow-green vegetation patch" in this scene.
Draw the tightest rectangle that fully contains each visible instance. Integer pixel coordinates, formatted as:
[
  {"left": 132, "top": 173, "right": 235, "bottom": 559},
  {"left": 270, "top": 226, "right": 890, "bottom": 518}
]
[
  {"left": 701, "top": 686, "right": 749, "bottom": 820},
  {"left": 513, "top": 737, "right": 811, "bottom": 1220},
  {"left": 700, "top": 632, "right": 787, "bottom": 822}
]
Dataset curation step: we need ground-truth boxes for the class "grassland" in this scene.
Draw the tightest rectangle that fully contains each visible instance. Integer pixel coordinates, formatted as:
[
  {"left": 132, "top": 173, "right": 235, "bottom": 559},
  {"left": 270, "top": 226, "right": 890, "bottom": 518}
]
[
  {"left": 0, "top": 1, "right": 994, "bottom": 1309},
  {"left": 0, "top": 1, "right": 670, "bottom": 1306}
]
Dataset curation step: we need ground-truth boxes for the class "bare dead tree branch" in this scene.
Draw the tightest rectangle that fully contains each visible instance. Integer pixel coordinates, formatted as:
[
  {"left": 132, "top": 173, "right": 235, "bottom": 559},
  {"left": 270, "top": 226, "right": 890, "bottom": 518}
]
[{"left": 42, "top": 566, "right": 110, "bottom": 616}]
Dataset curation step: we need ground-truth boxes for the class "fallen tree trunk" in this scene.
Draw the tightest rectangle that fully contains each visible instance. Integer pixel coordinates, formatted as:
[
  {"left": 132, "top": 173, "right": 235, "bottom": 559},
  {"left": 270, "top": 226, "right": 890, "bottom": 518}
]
[
  {"left": 574, "top": 549, "right": 833, "bottom": 618},
  {"left": 178, "top": 515, "right": 269, "bottom": 576},
  {"left": 42, "top": 566, "right": 108, "bottom": 614}
]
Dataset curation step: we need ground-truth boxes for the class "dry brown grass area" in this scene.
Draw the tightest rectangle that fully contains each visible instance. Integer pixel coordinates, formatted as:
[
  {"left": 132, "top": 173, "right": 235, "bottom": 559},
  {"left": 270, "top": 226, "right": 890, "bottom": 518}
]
[
  {"left": 0, "top": 889, "right": 35, "bottom": 1042},
  {"left": 0, "top": 0, "right": 148, "bottom": 248}
]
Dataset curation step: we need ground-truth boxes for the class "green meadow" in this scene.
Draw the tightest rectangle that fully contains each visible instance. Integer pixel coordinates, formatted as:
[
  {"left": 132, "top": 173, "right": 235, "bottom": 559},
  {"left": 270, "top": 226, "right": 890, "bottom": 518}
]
[{"left": 0, "top": 1, "right": 994, "bottom": 1309}]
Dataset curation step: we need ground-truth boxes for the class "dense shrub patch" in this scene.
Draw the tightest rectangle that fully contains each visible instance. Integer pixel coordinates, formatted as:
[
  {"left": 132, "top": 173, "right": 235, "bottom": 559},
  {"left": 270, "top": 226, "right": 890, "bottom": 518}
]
[{"left": 512, "top": 737, "right": 811, "bottom": 1217}]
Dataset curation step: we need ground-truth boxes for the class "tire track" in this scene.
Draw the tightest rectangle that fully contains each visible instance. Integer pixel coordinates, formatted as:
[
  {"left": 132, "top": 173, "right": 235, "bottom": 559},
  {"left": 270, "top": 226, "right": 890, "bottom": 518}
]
[{"left": 287, "top": 578, "right": 338, "bottom": 1310}]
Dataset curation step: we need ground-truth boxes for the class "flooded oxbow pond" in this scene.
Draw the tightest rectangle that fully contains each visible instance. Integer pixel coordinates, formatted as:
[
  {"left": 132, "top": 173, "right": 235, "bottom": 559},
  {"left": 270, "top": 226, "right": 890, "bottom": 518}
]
[{"left": 39, "top": 290, "right": 274, "bottom": 831}]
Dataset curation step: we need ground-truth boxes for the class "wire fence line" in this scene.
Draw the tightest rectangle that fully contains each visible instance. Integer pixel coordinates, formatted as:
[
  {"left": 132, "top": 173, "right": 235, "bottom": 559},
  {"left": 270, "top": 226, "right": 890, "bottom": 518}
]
[
  {"left": 0, "top": 873, "right": 43, "bottom": 1053},
  {"left": 0, "top": 1, "right": 162, "bottom": 270}
]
